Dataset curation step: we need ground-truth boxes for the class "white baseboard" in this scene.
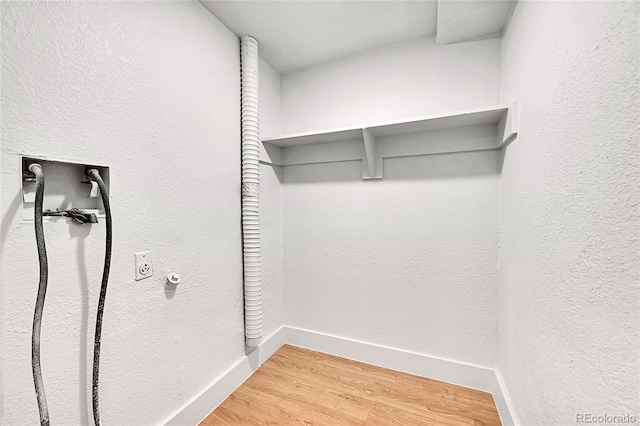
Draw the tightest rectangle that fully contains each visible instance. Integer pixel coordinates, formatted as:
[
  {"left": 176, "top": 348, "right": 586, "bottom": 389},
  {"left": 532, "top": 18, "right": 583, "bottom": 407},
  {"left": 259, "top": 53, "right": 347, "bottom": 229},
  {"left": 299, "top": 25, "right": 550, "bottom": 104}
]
[
  {"left": 162, "top": 326, "right": 286, "bottom": 426},
  {"left": 284, "top": 326, "right": 517, "bottom": 426},
  {"left": 492, "top": 369, "right": 521, "bottom": 426},
  {"left": 161, "top": 325, "right": 518, "bottom": 426}
]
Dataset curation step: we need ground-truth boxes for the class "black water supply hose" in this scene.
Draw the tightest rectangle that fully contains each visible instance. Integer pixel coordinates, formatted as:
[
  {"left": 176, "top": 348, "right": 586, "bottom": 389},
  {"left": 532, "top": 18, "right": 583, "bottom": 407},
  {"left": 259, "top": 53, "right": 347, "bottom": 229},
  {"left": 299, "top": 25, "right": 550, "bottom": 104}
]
[
  {"left": 29, "top": 166, "right": 112, "bottom": 425},
  {"left": 30, "top": 163, "right": 50, "bottom": 426},
  {"left": 87, "top": 169, "right": 112, "bottom": 426}
]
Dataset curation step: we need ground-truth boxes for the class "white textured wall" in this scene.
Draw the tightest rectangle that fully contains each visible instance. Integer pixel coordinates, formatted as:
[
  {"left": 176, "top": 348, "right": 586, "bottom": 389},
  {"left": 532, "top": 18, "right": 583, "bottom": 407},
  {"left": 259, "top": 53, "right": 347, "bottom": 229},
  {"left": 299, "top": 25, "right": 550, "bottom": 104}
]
[
  {"left": 281, "top": 37, "right": 502, "bottom": 366},
  {"left": 281, "top": 35, "right": 501, "bottom": 134},
  {"left": 0, "top": 2, "right": 246, "bottom": 424},
  {"left": 258, "top": 57, "right": 284, "bottom": 337},
  {"left": 499, "top": 1, "right": 640, "bottom": 424}
]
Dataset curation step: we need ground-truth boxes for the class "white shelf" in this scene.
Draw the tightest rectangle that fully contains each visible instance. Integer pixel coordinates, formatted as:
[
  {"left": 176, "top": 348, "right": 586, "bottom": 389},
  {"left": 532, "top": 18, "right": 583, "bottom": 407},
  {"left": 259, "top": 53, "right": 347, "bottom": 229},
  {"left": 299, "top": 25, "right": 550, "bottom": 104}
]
[{"left": 261, "top": 103, "right": 518, "bottom": 180}]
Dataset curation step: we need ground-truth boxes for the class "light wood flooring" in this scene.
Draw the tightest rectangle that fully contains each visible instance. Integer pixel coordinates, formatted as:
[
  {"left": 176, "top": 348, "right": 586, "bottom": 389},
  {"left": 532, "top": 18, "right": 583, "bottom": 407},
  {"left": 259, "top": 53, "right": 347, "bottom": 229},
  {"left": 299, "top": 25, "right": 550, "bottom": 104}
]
[{"left": 201, "top": 344, "right": 502, "bottom": 425}]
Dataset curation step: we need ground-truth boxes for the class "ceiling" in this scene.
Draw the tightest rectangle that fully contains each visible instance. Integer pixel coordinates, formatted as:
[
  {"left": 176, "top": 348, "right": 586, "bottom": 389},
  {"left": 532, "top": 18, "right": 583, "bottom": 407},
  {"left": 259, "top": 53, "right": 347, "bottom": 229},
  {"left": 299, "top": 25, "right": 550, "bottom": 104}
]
[
  {"left": 200, "top": 0, "right": 514, "bottom": 74},
  {"left": 437, "top": 0, "right": 514, "bottom": 44}
]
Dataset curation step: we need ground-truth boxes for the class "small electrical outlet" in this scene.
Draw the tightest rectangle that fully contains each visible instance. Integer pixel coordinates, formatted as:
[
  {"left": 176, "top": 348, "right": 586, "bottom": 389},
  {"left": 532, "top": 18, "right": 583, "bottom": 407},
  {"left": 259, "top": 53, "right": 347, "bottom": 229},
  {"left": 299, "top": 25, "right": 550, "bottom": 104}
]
[{"left": 135, "top": 251, "right": 153, "bottom": 281}]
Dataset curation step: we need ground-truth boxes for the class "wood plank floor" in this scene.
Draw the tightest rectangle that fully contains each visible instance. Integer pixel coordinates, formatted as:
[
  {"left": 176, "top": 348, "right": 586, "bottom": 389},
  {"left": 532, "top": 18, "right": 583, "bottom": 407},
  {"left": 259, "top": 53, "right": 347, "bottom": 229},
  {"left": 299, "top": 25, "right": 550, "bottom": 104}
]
[{"left": 201, "top": 345, "right": 502, "bottom": 425}]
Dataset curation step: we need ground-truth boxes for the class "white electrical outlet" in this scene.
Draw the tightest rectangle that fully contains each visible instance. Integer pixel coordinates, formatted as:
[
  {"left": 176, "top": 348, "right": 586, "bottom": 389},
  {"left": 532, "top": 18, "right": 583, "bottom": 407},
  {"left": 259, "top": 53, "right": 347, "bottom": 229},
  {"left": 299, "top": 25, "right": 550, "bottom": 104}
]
[{"left": 135, "top": 251, "right": 153, "bottom": 281}]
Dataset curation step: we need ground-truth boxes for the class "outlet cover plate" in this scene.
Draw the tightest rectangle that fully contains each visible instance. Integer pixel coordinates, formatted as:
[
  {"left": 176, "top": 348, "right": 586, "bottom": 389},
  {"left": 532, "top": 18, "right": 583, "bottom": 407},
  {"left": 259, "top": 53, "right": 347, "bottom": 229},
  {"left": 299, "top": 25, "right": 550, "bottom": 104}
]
[{"left": 135, "top": 251, "right": 153, "bottom": 281}]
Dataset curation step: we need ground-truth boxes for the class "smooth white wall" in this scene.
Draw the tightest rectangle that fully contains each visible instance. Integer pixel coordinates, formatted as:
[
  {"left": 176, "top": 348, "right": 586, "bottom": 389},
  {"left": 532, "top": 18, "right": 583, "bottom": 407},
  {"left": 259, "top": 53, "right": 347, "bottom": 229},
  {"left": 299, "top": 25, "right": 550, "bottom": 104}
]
[
  {"left": 0, "top": 2, "right": 247, "bottom": 424},
  {"left": 281, "top": 37, "right": 502, "bottom": 367},
  {"left": 283, "top": 153, "right": 501, "bottom": 366},
  {"left": 281, "top": 36, "right": 502, "bottom": 134},
  {"left": 259, "top": 58, "right": 281, "bottom": 140},
  {"left": 258, "top": 57, "right": 284, "bottom": 337},
  {"left": 499, "top": 1, "right": 639, "bottom": 423}
]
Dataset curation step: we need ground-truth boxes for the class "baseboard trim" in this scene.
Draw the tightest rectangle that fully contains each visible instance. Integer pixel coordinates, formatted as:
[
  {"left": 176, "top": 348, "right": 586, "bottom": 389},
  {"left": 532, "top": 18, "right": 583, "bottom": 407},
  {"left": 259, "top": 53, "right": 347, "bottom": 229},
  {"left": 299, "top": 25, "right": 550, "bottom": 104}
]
[
  {"left": 162, "top": 326, "right": 286, "bottom": 426},
  {"left": 161, "top": 325, "right": 518, "bottom": 425},
  {"left": 284, "top": 326, "right": 517, "bottom": 426},
  {"left": 492, "top": 369, "right": 520, "bottom": 426}
]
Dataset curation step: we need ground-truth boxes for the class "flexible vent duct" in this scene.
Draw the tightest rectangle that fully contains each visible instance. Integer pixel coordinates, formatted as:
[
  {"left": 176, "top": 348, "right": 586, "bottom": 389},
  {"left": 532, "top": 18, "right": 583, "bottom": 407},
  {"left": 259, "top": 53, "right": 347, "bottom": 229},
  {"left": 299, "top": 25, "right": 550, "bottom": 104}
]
[{"left": 240, "top": 36, "right": 262, "bottom": 347}]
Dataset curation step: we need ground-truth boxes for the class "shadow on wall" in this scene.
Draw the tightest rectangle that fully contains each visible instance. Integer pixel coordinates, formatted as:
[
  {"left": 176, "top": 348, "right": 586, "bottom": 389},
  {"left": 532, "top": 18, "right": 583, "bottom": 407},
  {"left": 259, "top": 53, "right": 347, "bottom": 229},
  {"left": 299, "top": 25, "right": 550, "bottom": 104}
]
[
  {"left": 0, "top": 193, "right": 21, "bottom": 250},
  {"left": 283, "top": 150, "right": 502, "bottom": 184},
  {"left": 260, "top": 162, "right": 283, "bottom": 184}
]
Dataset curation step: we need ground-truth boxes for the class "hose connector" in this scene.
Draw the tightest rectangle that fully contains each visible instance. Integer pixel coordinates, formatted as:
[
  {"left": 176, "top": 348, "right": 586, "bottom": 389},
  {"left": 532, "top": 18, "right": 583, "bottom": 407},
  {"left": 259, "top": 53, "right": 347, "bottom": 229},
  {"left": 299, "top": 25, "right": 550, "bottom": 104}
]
[{"left": 167, "top": 273, "right": 181, "bottom": 286}]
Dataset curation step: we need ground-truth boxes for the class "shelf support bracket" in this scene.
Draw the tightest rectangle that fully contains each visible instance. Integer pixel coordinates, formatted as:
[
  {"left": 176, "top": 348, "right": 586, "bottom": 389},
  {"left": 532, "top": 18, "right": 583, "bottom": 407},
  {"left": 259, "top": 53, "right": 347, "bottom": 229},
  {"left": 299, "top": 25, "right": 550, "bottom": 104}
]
[
  {"left": 498, "top": 102, "right": 518, "bottom": 148},
  {"left": 362, "top": 128, "right": 381, "bottom": 180},
  {"left": 260, "top": 141, "right": 283, "bottom": 166}
]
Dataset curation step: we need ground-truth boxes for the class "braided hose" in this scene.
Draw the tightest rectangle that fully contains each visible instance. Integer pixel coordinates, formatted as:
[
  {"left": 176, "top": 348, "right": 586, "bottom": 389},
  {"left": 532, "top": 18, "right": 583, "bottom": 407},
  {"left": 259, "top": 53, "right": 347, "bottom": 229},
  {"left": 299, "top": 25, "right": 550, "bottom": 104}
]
[
  {"left": 30, "top": 163, "right": 50, "bottom": 426},
  {"left": 87, "top": 169, "right": 112, "bottom": 426}
]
